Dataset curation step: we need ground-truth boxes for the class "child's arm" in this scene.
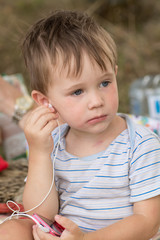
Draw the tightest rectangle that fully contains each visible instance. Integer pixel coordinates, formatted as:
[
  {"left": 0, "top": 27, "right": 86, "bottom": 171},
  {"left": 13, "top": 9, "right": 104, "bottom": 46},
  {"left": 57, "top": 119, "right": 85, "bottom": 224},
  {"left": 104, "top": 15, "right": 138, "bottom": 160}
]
[
  {"left": 49, "top": 196, "right": 160, "bottom": 240},
  {"left": 23, "top": 105, "right": 59, "bottom": 220},
  {"left": 83, "top": 196, "right": 160, "bottom": 240}
]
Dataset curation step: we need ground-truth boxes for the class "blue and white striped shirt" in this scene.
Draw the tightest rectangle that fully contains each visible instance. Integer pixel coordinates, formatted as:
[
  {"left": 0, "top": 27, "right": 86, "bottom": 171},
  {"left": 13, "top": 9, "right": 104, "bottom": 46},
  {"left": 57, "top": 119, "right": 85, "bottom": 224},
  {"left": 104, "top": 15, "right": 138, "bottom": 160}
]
[{"left": 51, "top": 114, "right": 160, "bottom": 232}]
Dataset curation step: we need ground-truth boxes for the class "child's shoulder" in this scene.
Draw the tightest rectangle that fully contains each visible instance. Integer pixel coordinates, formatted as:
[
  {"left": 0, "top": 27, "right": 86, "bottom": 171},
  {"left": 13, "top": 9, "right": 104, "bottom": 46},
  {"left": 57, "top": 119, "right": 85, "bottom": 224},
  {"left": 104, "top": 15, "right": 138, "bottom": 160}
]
[
  {"left": 126, "top": 114, "right": 160, "bottom": 139},
  {"left": 126, "top": 115, "right": 160, "bottom": 154},
  {"left": 134, "top": 122, "right": 159, "bottom": 139},
  {"left": 119, "top": 113, "right": 160, "bottom": 151},
  {"left": 132, "top": 118, "right": 159, "bottom": 140}
]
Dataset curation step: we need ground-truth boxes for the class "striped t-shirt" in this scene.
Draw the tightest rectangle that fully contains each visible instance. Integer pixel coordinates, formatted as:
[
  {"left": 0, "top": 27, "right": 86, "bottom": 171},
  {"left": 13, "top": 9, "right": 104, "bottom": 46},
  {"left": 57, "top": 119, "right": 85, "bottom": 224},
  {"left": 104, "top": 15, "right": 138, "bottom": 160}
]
[{"left": 51, "top": 114, "right": 160, "bottom": 232}]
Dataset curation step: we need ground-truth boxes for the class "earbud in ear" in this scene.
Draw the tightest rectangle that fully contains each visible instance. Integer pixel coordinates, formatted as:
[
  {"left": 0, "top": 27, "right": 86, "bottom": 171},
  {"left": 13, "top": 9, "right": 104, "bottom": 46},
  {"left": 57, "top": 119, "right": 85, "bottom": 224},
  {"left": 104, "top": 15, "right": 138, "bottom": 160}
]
[{"left": 48, "top": 103, "right": 53, "bottom": 108}]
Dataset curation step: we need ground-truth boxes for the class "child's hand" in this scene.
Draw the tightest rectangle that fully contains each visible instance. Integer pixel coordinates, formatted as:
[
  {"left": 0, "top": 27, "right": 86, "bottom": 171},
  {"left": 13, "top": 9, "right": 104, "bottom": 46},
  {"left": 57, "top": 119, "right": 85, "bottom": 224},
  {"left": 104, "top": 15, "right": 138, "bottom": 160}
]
[
  {"left": 32, "top": 215, "right": 85, "bottom": 240},
  {"left": 24, "top": 105, "right": 59, "bottom": 156},
  {"left": 33, "top": 225, "right": 54, "bottom": 240}
]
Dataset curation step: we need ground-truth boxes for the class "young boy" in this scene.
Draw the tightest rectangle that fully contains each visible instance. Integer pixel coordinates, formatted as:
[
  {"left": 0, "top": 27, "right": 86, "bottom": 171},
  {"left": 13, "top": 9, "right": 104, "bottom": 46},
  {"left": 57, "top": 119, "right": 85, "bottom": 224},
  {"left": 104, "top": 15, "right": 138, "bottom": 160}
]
[{"left": 0, "top": 10, "right": 160, "bottom": 240}]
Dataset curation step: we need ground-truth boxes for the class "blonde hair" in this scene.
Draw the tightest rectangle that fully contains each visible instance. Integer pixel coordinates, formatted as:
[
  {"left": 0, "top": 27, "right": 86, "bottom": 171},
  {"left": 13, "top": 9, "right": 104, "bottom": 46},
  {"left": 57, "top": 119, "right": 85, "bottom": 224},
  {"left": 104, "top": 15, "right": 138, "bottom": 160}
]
[{"left": 22, "top": 10, "right": 117, "bottom": 94}]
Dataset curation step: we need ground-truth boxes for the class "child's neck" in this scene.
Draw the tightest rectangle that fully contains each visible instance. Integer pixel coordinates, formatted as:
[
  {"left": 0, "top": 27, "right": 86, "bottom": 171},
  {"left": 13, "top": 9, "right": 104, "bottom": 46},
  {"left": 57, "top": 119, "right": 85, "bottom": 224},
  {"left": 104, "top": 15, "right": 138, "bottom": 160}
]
[{"left": 65, "top": 115, "right": 127, "bottom": 158}]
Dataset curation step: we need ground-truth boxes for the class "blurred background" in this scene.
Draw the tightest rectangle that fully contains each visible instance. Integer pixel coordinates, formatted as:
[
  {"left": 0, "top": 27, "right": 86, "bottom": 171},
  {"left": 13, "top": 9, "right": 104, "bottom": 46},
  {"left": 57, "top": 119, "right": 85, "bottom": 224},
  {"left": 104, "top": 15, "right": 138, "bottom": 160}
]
[
  {"left": 0, "top": 0, "right": 160, "bottom": 113},
  {"left": 0, "top": 0, "right": 160, "bottom": 217}
]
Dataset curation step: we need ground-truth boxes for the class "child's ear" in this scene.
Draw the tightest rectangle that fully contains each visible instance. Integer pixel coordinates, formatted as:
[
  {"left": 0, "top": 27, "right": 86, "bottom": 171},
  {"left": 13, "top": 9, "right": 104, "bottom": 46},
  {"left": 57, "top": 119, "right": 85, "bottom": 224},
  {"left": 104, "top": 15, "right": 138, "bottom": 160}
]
[
  {"left": 115, "top": 65, "right": 118, "bottom": 76},
  {"left": 31, "top": 90, "right": 49, "bottom": 106}
]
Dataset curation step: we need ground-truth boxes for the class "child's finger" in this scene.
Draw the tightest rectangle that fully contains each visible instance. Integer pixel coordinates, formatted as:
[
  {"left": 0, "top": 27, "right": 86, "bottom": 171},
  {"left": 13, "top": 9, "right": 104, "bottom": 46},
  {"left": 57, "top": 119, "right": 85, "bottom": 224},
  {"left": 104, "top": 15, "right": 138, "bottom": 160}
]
[
  {"left": 33, "top": 225, "right": 58, "bottom": 240},
  {"left": 32, "top": 225, "right": 41, "bottom": 240},
  {"left": 42, "top": 119, "right": 58, "bottom": 134},
  {"left": 27, "top": 105, "right": 57, "bottom": 124},
  {"left": 25, "top": 104, "right": 57, "bottom": 123},
  {"left": 25, "top": 107, "right": 58, "bottom": 132},
  {"left": 54, "top": 215, "right": 79, "bottom": 234}
]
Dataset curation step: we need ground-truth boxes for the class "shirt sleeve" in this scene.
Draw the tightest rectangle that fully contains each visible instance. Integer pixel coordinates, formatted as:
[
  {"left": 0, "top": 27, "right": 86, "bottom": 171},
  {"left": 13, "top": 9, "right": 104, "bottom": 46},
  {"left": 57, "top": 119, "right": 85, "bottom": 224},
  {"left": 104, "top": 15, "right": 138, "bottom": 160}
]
[{"left": 129, "top": 132, "right": 160, "bottom": 203}]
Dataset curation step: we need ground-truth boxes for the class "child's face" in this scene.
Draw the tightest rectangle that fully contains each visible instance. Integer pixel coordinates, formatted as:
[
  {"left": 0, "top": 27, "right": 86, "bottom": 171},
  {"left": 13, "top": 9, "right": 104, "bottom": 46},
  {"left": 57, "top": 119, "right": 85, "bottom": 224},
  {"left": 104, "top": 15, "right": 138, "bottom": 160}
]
[{"left": 47, "top": 53, "right": 119, "bottom": 135}]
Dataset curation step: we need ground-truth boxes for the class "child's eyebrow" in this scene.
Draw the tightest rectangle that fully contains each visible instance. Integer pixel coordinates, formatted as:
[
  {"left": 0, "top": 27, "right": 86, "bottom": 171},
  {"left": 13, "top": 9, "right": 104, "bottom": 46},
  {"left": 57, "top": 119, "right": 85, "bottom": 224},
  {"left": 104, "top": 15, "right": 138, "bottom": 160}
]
[
  {"left": 64, "top": 72, "right": 115, "bottom": 92},
  {"left": 65, "top": 83, "right": 83, "bottom": 93},
  {"left": 99, "top": 72, "right": 114, "bottom": 80}
]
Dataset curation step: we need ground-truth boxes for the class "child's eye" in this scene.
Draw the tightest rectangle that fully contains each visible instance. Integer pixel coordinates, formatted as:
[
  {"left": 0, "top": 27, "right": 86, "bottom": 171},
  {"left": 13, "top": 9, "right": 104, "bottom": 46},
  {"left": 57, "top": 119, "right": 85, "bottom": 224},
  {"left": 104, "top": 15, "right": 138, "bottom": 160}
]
[
  {"left": 100, "top": 81, "right": 110, "bottom": 88},
  {"left": 72, "top": 89, "right": 83, "bottom": 96}
]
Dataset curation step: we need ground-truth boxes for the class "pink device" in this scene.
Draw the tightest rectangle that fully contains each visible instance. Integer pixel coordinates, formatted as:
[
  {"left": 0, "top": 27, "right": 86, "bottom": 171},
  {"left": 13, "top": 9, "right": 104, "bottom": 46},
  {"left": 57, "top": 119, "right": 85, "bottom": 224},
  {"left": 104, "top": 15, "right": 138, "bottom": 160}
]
[{"left": 32, "top": 213, "right": 64, "bottom": 237}]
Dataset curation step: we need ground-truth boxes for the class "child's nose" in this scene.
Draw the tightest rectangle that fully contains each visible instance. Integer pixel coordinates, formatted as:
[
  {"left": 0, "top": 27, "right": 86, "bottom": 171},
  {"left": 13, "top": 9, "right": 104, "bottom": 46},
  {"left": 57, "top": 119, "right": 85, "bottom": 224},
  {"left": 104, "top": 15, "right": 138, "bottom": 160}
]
[{"left": 88, "top": 91, "right": 104, "bottom": 110}]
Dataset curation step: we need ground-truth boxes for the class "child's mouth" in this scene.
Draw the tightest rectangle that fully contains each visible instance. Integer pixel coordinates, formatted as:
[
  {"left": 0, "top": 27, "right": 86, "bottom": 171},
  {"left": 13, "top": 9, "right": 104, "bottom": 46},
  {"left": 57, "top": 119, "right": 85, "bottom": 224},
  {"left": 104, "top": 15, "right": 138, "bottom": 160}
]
[{"left": 87, "top": 115, "right": 107, "bottom": 124}]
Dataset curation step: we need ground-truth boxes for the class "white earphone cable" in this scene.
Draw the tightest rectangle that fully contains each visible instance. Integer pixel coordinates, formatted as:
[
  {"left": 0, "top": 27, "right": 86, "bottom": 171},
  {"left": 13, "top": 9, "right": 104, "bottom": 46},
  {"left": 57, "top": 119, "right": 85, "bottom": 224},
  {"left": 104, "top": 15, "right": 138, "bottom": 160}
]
[{"left": 1, "top": 119, "right": 61, "bottom": 224}]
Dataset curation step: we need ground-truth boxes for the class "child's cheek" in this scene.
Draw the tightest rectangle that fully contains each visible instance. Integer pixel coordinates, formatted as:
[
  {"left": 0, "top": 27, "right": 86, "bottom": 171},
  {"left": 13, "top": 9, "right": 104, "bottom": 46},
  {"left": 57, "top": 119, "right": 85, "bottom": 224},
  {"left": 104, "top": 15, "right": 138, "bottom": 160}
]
[{"left": 109, "top": 85, "right": 119, "bottom": 108}]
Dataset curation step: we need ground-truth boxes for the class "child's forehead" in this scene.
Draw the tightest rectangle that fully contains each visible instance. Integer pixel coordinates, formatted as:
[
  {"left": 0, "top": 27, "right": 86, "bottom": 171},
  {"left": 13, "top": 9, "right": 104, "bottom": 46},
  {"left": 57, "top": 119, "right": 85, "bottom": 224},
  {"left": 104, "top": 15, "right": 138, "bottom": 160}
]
[{"left": 51, "top": 51, "right": 113, "bottom": 81}]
